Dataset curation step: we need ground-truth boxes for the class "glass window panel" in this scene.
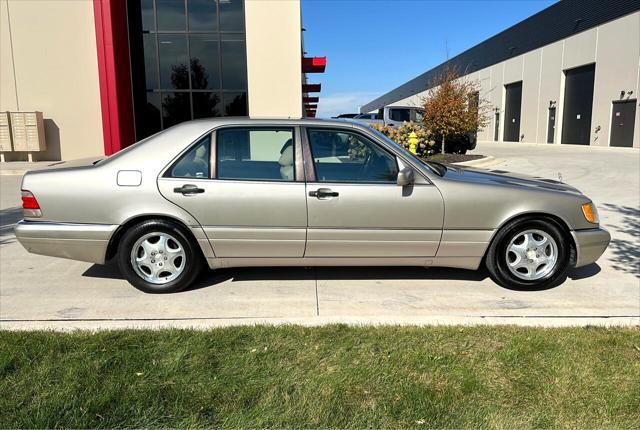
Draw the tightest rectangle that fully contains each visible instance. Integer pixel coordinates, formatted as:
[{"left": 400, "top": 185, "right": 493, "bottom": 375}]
[
  {"left": 307, "top": 129, "right": 398, "bottom": 183},
  {"left": 162, "top": 92, "right": 191, "bottom": 128},
  {"left": 156, "top": 0, "right": 186, "bottom": 31},
  {"left": 223, "top": 92, "right": 247, "bottom": 116},
  {"left": 221, "top": 39, "right": 247, "bottom": 89},
  {"left": 219, "top": 0, "right": 244, "bottom": 31},
  {"left": 170, "top": 134, "right": 211, "bottom": 178},
  {"left": 188, "top": 0, "right": 218, "bottom": 31},
  {"left": 139, "top": 92, "right": 162, "bottom": 139},
  {"left": 193, "top": 92, "right": 221, "bottom": 118},
  {"left": 158, "top": 34, "right": 189, "bottom": 89},
  {"left": 189, "top": 35, "right": 220, "bottom": 89},
  {"left": 142, "top": 34, "right": 159, "bottom": 90},
  {"left": 389, "top": 108, "right": 410, "bottom": 122},
  {"left": 141, "top": 0, "right": 155, "bottom": 31},
  {"left": 217, "top": 128, "right": 294, "bottom": 181}
]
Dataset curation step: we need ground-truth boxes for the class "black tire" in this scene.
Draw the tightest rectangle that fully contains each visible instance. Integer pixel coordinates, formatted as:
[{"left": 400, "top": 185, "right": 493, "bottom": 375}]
[
  {"left": 485, "top": 217, "right": 573, "bottom": 290},
  {"left": 117, "top": 219, "right": 203, "bottom": 293}
]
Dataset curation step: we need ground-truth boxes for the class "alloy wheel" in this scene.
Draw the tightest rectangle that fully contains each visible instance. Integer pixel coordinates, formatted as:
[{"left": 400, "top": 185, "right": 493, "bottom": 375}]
[
  {"left": 505, "top": 229, "right": 558, "bottom": 281},
  {"left": 130, "top": 232, "right": 186, "bottom": 284}
]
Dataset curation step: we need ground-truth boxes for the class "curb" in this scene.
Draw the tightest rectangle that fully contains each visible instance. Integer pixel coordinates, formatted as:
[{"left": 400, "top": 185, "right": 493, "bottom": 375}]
[
  {"left": 2, "top": 315, "right": 638, "bottom": 331},
  {"left": 452, "top": 155, "right": 503, "bottom": 168}
]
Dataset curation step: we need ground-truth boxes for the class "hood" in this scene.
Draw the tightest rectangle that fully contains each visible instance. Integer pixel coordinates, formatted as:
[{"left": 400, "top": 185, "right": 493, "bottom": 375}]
[{"left": 441, "top": 164, "right": 582, "bottom": 195}]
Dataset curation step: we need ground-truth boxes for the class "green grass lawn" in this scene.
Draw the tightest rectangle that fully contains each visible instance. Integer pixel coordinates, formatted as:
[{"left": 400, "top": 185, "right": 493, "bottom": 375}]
[{"left": 1, "top": 326, "right": 639, "bottom": 428}]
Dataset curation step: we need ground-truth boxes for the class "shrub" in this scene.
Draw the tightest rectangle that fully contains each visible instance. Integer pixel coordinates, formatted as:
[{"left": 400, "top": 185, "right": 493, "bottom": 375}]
[{"left": 371, "top": 123, "right": 436, "bottom": 157}]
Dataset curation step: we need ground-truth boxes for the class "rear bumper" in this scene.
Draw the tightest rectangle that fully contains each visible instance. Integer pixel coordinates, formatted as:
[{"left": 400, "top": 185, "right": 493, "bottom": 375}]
[
  {"left": 15, "top": 220, "right": 117, "bottom": 264},
  {"left": 571, "top": 227, "right": 611, "bottom": 268}
]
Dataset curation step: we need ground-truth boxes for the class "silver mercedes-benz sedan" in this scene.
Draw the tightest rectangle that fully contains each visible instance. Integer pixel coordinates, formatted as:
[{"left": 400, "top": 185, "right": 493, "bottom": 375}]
[{"left": 15, "top": 118, "right": 610, "bottom": 293}]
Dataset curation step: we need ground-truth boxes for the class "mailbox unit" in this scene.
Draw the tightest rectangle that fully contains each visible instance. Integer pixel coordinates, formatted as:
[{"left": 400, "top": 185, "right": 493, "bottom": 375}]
[
  {"left": 0, "top": 112, "right": 11, "bottom": 152},
  {"left": 10, "top": 112, "right": 46, "bottom": 152}
]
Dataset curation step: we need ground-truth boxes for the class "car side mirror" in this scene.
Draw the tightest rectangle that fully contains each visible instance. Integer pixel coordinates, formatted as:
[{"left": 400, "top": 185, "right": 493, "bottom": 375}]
[{"left": 397, "top": 167, "right": 415, "bottom": 186}]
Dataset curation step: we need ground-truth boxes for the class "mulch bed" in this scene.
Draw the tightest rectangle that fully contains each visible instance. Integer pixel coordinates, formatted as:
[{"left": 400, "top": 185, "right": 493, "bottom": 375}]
[{"left": 423, "top": 153, "right": 485, "bottom": 164}]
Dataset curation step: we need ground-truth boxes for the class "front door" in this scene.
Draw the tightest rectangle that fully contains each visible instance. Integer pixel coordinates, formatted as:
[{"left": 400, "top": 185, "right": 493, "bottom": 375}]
[
  {"left": 610, "top": 100, "right": 636, "bottom": 148},
  {"left": 158, "top": 127, "right": 307, "bottom": 258},
  {"left": 303, "top": 127, "right": 444, "bottom": 258}
]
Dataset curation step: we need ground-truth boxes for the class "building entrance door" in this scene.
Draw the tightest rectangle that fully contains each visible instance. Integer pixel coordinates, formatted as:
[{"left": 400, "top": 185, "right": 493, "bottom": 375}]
[
  {"left": 547, "top": 107, "right": 556, "bottom": 143},
  {"left": 503, "top": 82, "right": 522, "bottom": 142},
  {"left": 610, "top": 100, "right": 636, "bottom": 148}
]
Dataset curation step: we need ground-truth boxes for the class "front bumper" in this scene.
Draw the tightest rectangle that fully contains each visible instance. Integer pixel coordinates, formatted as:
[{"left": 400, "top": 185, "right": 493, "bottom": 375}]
[
  {"left": 571, "top": 227, "right": 611, "bottom": 268},
  {"left": 15, "top": 220, "right": 118, "bottom": 264}
]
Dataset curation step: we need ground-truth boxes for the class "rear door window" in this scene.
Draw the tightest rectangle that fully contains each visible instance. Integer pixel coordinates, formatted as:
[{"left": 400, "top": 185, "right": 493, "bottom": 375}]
[
  {"left": 216, "top": 128, "right": 295, "bottom": 181},
  {"left": 168, "top": 134, "right": 211, "bottom": 178}
]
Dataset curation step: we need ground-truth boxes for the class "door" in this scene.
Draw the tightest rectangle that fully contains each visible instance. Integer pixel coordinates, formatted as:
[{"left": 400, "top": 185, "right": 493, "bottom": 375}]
[
  {"left": 303, "top": 127, "right": 444, "bottom": 258},
  {"left": 547, "top": 107, "right": 556, "bottom": 143},
  {"left": 561, "top": 64, "right": 595, "bottom": 145},
  {"left": 503, "top": 81, "right": 522, "bottom": 142},
  {"left": 494, "top": 111, "right": 500, "bottom": 141},
  {"left": 610, "top": 100, "right": 636, "bottom": 148},
  {"left": 157, "top": 127, "right": 307, "bottom": 258}
]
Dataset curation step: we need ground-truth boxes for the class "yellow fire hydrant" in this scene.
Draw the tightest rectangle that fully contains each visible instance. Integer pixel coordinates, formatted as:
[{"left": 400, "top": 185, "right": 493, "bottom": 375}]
[{"left": 408, "top": 131, "right": 418, "bottom": 155}]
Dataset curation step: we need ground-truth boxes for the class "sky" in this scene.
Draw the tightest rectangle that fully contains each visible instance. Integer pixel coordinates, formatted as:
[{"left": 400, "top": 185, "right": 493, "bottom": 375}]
[{"left": 302, "top": 0, "right": 557, "bottom": 117}]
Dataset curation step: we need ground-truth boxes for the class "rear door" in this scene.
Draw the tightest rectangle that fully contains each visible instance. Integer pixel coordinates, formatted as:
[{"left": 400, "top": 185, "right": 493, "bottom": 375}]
[
  {"left": 157, "top": 126, "right": 307, "bottom": 258},
  {"left": 302, "top": 127, "right": 444, "bottom": 258}
]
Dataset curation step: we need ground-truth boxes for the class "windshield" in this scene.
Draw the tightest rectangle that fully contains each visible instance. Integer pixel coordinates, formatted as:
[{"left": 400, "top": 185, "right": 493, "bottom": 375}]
[{"left": 366, "top": 127, "right": 446, "bottom": 176}]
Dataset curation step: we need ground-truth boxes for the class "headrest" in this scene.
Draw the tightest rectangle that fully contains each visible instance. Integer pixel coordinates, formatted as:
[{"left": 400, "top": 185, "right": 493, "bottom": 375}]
[{"left": 278, "top": 139, "right": 294, "bottom": 166}]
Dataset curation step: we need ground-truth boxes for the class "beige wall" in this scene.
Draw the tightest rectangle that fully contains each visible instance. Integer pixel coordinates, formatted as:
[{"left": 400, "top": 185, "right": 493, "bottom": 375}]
[
  {"left": 0, "top": 0, "right": 104, "bottom": 161},
  {"left": 245, "top": 0, "right": 302, "bottom": 119},
  {"left": 382, "top": 12, "right": 640, "bottom": 148}
]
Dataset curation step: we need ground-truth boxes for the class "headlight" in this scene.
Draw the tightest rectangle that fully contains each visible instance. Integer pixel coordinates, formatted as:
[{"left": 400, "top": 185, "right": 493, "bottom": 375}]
[{"left": 581, "top": 202, "right": 599, "bottom": 224}]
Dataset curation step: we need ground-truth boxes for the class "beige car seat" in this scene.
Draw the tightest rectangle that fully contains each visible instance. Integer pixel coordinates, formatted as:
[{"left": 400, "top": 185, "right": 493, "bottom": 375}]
[{"left": 279, "top": 139, "right": 294, "bottom": 180}]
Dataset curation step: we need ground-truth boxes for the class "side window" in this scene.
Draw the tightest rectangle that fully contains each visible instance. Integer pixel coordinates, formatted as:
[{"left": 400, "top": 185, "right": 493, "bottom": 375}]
[
  {"left": 307, "top": 129, "right": 398, "bottom": 183},
  {"left": 169, "top": 134, "right": 211, "bottom": 178},
  {"left": 216, "top": 128, "right": 295, "bottom": 181},
  {"left": 389, "top": 108, "right": 410, "bottom": 122}
]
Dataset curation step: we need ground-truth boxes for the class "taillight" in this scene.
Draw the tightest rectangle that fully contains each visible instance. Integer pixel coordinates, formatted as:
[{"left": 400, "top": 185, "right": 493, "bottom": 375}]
[{"left": 21, "top": 190, "right": 42, "bottom": 217}]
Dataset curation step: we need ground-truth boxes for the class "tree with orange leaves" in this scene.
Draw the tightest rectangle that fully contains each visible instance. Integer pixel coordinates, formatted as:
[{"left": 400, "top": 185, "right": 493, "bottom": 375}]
[{"left": 420, "top": 67, "right": 490, "bottom": 154}]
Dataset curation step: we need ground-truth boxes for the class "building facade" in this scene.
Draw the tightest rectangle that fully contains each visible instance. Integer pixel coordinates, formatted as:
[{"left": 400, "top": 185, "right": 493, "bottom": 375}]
[
  {"left": 362, "top": 0, "right": 640, "bottom": 149},
  {"left": 0, "top": 0, "right": 323, "bottom": 161}
]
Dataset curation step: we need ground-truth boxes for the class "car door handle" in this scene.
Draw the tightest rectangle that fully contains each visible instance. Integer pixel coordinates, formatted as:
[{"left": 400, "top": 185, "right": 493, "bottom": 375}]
[
  {"left": 309, "top": 188, "right": 339, "bottom": 198},
  {"left": 174, "top": 184, "right": 205, "bottom": 195}
]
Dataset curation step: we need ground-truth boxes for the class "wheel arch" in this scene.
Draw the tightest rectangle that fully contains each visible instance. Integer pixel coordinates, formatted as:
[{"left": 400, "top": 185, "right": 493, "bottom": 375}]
[
  {"left": 105, "top": 214, "right": 205, "bottom": 262},
  {"left": 484, "top": 211, "right": 577, "bottom": 265}
]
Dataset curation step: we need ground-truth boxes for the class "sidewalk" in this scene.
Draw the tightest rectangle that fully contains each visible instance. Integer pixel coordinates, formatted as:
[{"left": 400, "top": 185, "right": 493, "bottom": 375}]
[{"left": 0, "top": 161, "right": 58, "bottom": 176}]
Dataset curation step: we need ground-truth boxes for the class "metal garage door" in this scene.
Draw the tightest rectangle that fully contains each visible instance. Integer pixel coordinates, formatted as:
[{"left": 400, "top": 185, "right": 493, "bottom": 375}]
[{"left": 561, "top": 64, "right": 595, "bottom": 145}]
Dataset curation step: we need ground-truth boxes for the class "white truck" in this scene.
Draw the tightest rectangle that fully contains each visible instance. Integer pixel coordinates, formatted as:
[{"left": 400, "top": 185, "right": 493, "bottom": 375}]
[
  {"left": 352, "top": 106, "right": 422, "bottom": 127},
  {"left": 352, "top": 105, "right": 477, "bottom": 154}
]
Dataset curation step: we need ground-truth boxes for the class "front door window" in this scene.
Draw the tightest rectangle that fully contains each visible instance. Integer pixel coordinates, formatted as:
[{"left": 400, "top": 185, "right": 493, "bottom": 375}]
[{"left": 307, "top": 129, "right": 398, "bottom": 183}]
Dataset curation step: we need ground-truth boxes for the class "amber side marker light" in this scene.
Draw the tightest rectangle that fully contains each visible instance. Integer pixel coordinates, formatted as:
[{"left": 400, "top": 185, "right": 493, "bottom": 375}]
[{"left": 581, "top": 202, "right": 598, "bottom": 224}]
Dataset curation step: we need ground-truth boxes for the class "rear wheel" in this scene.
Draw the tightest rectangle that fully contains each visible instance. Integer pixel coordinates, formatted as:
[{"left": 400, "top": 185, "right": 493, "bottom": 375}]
[
  {"left": 117, "top": 219, "right": 203, "bottom": 293},
  {"left": 486, "top": 217, "right": 572, "bottom": 290}
]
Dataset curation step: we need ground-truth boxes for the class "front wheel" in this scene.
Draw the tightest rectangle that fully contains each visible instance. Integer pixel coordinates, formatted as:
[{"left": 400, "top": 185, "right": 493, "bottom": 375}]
[
  {"left": 117, "top": 220, "right": 203, "bottom": 293},
  {"left": 485, "top": 217, "right": 573, "bottom": 290}
]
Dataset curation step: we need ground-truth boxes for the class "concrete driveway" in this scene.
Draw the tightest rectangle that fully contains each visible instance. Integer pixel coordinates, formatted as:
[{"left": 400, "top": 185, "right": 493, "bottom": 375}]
[{"left": 1, "top": 142, "right": 638, "bottom": 329}]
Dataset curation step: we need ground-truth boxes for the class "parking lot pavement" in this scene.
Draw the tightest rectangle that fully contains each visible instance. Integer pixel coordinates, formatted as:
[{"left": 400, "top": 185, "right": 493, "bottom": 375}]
[{"left": 1, "top": 143, "right": 639, "bottom": 330}]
